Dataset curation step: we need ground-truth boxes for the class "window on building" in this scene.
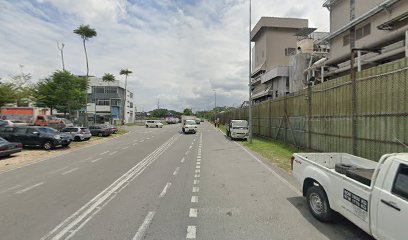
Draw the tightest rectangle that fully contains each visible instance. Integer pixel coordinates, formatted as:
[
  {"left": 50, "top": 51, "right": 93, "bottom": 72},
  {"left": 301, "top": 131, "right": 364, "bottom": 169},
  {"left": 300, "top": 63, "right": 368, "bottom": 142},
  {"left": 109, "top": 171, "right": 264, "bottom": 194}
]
[
  {"left": 355, "top": 23, "right": 371, "bottom": 40},
  {"left": 285, "top": 48, "right": 296, "bottom": 56},
  {"left": 275, "top": 91, "right": 278, "bottom": 98},
  {"left": 286, "top": 78, "right": 289, "bottom": 88},
  {"left": 111, "top": 99, "right": 121, "bottom": 106},
  {"left": 129, "top": 92, "right": 133, "bottom": 98},
  {"left": 93, "top": 86, "right": 105, "bottom": 94},
  {"left": 105, "top": 87, "right": 117, "bottom": 94},
  {"left": 96, "top": 99, "right": 110, "bottom": 106},
  {"left": 343, "top": 34, "right": 350, "bottom": 46},
  {"left": 129, "top": 102, "right": 133, "bottom": 108}
]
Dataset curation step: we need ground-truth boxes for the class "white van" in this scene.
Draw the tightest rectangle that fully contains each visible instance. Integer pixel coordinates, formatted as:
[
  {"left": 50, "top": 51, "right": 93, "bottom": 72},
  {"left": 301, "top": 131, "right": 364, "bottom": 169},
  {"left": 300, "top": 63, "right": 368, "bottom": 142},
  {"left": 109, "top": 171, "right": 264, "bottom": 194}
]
[{"left": 145, "top": 120, "right": 163, "bottom": 128}]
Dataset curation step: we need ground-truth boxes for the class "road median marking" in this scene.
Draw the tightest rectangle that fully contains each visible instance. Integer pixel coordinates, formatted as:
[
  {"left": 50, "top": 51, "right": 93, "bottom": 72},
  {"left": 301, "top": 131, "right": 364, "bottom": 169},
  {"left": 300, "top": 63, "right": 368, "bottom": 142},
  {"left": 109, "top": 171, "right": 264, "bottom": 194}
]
[
  {"left": 132, "top": 211, "right": 155, "bottom": 240},
  {"left": 186, "top": 226, "right": 196, "bottom": 239},
  {"left": 61, "top": 168, "right": 78, "bottom": 175},
  {"left": 189, "top": 208, "right": 198, "bottom": 218},
  {"left": 90, "top": 158, "right": 102, "bottom": 163},
  {"left": 159, "top": 183, "right": 172, "bottom": 198},
  {"left": 15, "top": 182, "right": 44, "bottom": 194},
  {"left": 40, "top": 134, "right": 180, "bottom": 240},
  {"left": 100, "top": 151, "right": 109, "bottom": 155},
  {"left": 191, "top": 196, "right": 198, "bottom": 203},
  {"left": 192, "top": 187, "right": 199, "bottom": 193},
  {"left": 173, "top": 167, "right": 180, "bottom": 176}
]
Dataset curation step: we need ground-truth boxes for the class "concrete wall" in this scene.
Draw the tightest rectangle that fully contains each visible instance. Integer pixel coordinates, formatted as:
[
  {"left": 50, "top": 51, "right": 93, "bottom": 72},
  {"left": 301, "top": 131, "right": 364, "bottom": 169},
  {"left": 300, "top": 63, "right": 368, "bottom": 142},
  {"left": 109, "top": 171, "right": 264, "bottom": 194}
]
[
  {"left": 289, "top": 54, "right": 309, "bottom": 93},
  {"left": 330, "top": 0, "right": 350, "bottom": 32},
  {"left": 265, "top": 28, "right": 301, "bottom": 70}
]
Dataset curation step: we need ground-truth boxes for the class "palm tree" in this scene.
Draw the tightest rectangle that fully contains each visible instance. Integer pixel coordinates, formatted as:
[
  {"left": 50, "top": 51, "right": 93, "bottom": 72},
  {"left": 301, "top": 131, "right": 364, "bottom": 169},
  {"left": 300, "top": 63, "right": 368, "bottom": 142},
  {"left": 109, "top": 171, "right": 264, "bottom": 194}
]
[
  {"left": 73, "top": 25, "right": 97, "bottom": 78},
  {"left": 74, "top": 24, "right": 97, "bottom": 126},
  {"left": 119, "top": 69, "right": 132, "bottom": 124},
  {"left": 102, "top": 73, "right": 116, "bottom": 124}
]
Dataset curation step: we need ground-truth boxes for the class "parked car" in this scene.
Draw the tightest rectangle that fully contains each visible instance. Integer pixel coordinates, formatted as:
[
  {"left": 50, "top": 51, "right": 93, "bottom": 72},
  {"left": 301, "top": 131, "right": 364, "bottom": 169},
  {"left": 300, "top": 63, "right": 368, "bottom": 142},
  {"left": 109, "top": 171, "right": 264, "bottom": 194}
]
[
  {"left": 292, "top": 152, "right": 408, "bottom": 240},
  {"left": 89, "top": 125, "right": 112, "bottom": 137},
  {"left": 226, "top": 120, "right": 249, "bottom": 140},
  {"left": 195, "top": 118, "right": 201, "bottom": 124},
  {"left": 0, "top": 126, "right": 71, "bottom": 150},
  {"left": 145, "top": 120, "right": 163, "bottom": 128},
  {"left": 182, "top": 120, "right": 197, "bottom": 134},
  {"left": 61, "top": 127, "right": 91, "bottom": 141},
  {"left": 0, "top": 137, "right": 22, "bottom": 157},
  {"left": 102, "top": 124, "right": 118, "bottom": 134}
]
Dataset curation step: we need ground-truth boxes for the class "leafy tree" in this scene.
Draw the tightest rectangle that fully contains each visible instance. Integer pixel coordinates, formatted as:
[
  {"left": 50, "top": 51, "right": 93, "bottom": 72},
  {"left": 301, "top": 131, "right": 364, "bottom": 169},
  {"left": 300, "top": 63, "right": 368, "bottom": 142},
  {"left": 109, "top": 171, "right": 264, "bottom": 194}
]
[
  {"left": 35, "top": 70, "right": 88, "bottom": 118},
  {"left": 151, "top": 108, "right": 168, "bottom": 118},
  {"left": 0, "top": 83, "right": 16, "bottom": 107},
  {"left": 183, "top": 108, "right": 193, "bottom": 115},
  {"left": 73, "top": 25, "right": 97, "bottom": 78}
]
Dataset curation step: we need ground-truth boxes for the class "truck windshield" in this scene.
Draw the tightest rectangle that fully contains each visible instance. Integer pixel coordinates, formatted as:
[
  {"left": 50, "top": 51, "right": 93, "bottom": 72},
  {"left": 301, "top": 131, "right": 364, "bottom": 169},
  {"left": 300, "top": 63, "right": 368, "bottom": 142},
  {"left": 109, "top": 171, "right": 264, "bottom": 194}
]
[
  {"left": 185, "top": 120, "right": 196, "bottom": 125},
  {"left": 232, "top": 121, "right": 248, "bottom": 127}
]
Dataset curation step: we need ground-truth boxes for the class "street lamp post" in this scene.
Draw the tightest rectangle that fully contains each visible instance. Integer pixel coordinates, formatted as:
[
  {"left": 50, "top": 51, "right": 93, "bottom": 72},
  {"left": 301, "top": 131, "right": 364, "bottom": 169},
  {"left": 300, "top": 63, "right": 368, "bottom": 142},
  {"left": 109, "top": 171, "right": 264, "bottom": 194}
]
[
  {"left": 213, "top": 89, "right": 217, "bottom": 125},
  {"left": 248, "top": 0, "right": 253, "bottom": 143}
]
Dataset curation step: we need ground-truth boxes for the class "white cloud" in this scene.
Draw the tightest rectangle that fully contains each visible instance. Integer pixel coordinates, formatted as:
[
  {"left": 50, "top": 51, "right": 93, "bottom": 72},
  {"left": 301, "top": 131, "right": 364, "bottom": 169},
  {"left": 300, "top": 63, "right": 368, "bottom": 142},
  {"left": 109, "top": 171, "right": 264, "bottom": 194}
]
[{"left": 0, "top": 0, "right": 329, "bottom": 111}]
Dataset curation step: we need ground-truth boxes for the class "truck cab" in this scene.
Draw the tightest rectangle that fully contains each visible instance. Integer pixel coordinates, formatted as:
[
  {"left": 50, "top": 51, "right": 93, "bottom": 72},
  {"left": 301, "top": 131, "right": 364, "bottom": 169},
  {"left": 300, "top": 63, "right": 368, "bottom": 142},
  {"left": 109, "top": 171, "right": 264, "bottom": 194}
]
[{"left": 292, "top": 153, "right": 408, "bottom": 240}]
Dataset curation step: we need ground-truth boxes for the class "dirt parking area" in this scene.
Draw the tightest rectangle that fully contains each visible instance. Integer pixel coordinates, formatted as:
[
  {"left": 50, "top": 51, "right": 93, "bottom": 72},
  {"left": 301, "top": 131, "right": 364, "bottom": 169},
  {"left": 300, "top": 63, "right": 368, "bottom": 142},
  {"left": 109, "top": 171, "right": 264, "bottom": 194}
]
[{"left": 0, "top": 130, "right": 128, "bottom": 173}]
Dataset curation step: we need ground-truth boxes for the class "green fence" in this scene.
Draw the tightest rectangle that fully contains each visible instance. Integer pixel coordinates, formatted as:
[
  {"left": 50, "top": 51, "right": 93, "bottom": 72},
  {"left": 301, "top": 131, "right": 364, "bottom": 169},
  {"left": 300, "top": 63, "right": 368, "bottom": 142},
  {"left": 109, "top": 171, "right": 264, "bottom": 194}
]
[{"left": 218, "top": 58, "right": 408, "bottom": 161}]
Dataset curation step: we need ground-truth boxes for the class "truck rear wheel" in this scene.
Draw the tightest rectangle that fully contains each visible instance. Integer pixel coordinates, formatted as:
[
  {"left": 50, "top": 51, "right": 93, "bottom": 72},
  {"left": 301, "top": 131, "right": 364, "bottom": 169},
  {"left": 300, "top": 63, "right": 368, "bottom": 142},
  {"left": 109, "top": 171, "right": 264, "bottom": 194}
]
[{"left": 306, "top": 186, "right": 334, "bottom": 222}]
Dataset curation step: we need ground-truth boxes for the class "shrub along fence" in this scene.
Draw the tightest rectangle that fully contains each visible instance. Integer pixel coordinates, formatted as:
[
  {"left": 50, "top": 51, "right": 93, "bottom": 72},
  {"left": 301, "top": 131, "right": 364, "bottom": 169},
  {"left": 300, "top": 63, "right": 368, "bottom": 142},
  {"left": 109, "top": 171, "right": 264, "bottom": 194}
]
[{"left": 218, "top": 58, "right": 408, "bottom": 161}]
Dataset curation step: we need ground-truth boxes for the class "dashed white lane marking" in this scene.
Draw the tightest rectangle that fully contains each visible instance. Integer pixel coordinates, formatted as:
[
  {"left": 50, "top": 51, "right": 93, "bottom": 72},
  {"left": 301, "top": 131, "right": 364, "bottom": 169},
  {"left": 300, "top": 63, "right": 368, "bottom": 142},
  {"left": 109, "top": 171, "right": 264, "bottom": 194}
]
[
  {"left": 0, "top": 184, "right": 22, "bottom": 194},
  {"left": 191, "top": 196, "right": 198, "bottom": 203},
  {"left": 109, "top": 151, "right": 118, "bottom": 156},
  {"left": 189, "top": 145, "right": 192, "bottom": 149},
  {"left": 195, "top": 169, "right": 200, "bottom": 173},
  {"left": 62, "top": 168, "right": 79, "bottom": 175},
  {"left": 173, "top": 167, "right": 180, "bottom": 176},
  {"left": 91, "top": 158, "right": 103, "bottom": 163},
  {"left": 185, "top": 151, "right": 189, "bottom": 155},
  {"left": 15, "top": 182, "right": 44, "bottom": 194},
  {"left": 140, "top": 140, "right": 144, "bottom": 142},
  {"left": 194, "top": 174, "right": 200, "bottom": 178},
  {"left": 181, "top": 158, "right": 185, "bottom": 163},
  {"left": 186, "top": 226, "right": 196, "bottom": 239},
  {"left": 132, "top": 211, "right": 156, "bottom": 240},
  {"left": 196, "top": 162, "right": 200, "bottom": 165},
  {"left": 100, "top": 151, "right": 109, "bottom": 155},
  {"left": 192, "top": 187, "right": 199, "bottom": 193},
  {"left": 122, "top": 146, "right": 129, "bottom": 150},
  {"left": 49, "top": 167, "right": 68, "bottom": 174},
  {"left": 189, "top": 208, "right": 198, "bottom": 218},
  {"left": 159, "top": 183, "right": 172, "bottom": 198},
  {"left": 193, "top": 180, "right": 199, "bottom": 185},
  {"left": 133, "top": 143, "right": 138, "bottom": 146},
  {"left": 196, "top": 166, "right": 200, "bottom": 169}
]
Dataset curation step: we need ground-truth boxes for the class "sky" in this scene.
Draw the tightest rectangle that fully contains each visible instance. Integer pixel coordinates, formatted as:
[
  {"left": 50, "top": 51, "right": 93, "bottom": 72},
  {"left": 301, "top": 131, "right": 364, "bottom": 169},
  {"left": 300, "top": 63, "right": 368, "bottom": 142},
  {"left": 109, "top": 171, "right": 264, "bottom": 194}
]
[{"left": 0, "top": 0, "right": 329, "bottom": 112}]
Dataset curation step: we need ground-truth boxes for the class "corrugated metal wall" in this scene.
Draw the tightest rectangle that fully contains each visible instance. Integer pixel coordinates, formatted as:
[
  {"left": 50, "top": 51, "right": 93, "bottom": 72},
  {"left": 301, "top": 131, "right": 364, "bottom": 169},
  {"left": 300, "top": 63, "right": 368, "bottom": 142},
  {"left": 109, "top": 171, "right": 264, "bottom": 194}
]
[{"left": 218, "top": 58, "right": 408, "bottom": 161}]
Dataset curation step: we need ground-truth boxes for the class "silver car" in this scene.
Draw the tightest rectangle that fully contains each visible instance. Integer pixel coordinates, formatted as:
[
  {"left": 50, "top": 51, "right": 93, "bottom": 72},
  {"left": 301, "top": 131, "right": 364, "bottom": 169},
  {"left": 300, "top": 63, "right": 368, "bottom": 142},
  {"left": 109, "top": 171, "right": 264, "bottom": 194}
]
[{"left": 61, "top": 127, "right": 92, "bottom": 141}]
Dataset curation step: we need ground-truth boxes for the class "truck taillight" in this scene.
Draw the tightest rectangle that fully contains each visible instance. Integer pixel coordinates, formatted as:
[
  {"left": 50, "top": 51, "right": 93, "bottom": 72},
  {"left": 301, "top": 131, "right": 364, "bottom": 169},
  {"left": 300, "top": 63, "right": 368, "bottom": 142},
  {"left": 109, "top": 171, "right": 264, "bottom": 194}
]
[{"left": 291, "top": 156, "right": 295, "bottom": 170}]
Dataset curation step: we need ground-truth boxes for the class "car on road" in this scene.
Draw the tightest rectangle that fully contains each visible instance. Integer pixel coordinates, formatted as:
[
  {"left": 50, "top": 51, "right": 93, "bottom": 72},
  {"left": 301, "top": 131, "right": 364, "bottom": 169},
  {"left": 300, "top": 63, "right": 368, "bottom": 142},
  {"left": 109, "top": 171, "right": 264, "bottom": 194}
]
[
  {"left": 195, "top": 118, "right": 201, "bottom": 124},
  {"left": 226, "top": 120, "right": 249, "bottom": 140},
  {"left": 89, "top": 125, "right": 112, "bottom": 137},
  {"left": 145, "top": 120, "right": 163, "bottom": 128},
  {"left": 292, "top": 152, "right": 408, "bottom": 240},
  {"left": 0, "top": 126, "right": 71, "bottom": 150},
  {"left": 61, "top": 127, "right": 92, "bottom": 141},
  {"left": 0, "top": 137, "right": 22, "bottom": 157},
  {"left": 182, "top": 119, "right": 197, "bottom": 134}
]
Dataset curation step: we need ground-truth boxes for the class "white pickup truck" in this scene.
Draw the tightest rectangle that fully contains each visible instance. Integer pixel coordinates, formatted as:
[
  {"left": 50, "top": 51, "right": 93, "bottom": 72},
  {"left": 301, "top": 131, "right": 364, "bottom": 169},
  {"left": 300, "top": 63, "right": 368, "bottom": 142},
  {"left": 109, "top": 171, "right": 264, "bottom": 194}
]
[{"left": 292, "top": 153, "right": 408, "bottom": 240}]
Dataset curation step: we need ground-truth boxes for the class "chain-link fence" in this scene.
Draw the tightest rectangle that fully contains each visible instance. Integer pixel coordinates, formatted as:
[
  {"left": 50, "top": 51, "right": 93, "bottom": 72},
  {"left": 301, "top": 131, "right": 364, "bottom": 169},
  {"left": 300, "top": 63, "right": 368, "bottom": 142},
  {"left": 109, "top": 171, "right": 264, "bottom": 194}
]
[{"left": 218, "top": 57, "right": 408, "bottom": 161}]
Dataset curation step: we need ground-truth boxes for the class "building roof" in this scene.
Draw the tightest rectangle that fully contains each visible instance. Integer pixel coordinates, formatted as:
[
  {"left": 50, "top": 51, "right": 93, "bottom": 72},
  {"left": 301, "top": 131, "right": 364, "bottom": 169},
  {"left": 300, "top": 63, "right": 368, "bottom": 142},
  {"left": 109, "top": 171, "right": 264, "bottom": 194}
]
[{"left": 251, "top": 17, "right": 308, "bottom": 41}]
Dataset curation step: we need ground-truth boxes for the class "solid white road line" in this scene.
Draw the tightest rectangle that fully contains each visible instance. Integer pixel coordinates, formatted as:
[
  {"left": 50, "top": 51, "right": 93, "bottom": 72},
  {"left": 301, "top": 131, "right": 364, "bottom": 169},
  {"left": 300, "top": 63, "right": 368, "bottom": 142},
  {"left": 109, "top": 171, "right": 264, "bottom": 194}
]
[
  {"left": 90, "top": 158, "right": 103, "bottom": 163},
  {"left": 194, "top": 174, "right": 200, "bottom": 178},
  {"left": 186, "top": 226, "right": 196, "bottom": 239},
  {"left": 181, "top": 157, "right": 185, "bottom": 163},
  {"left": 232, "top": 141, "right": 301, "bottom": 195},
  {"left": 132, "top": 211, "right": 156, "bottom": 240},
  {"left": 189, "top": 208, "right": 198, "bottom": 218},
  {"left": 61, "top": 168, "right": 78, "bottom": 175},
  {"left": 100, "top": 151, "right": 109, "bottom": 155},
  {"left": 191, "top": 196, "right": 198, "bottom": 203},
  {"left": 15, "top": 182, "right": 44, "bottom": 194},
  {"left": 193, "top": 180, "right": 199, "bottom": 185},
  {"left": 192, "top": 187, "right": 199, "bottom": 193},
  {"left": 109, "top": 151, "right": 118, "bottom": 156},
  {"left": 159, "top": 183, "right": 172, "bottom": 198},
  {"left": 173, "top": 167, "right": 180, "bottom": 176}
]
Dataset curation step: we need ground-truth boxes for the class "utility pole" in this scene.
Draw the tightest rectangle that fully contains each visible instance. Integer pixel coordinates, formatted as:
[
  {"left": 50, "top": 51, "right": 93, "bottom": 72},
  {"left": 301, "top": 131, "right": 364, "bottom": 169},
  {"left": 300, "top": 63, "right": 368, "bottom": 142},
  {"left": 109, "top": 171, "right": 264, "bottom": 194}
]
[
  {"left": 57, "top": 42, "right": 65, "bottom": 71},
  {"left": 157, "top": 99, "right": 160, "bottom": 109},
  {"left": 248, "top": 0, "right": 253, "bottom": 143}
]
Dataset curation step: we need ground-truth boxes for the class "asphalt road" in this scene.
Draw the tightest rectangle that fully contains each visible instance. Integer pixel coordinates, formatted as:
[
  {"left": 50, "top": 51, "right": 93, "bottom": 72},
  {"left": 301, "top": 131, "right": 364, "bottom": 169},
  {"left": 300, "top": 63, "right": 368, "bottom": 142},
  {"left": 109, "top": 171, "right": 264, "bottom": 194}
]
[{"left": 0, "top": 122, "right": 373, "bottom": 240}]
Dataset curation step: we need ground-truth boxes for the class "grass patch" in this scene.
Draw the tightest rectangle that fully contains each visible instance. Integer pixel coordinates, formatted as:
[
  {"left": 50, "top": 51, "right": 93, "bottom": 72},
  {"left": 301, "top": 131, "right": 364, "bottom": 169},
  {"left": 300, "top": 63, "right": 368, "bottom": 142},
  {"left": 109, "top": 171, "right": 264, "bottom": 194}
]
[{"left": 242, "top": 137, "right": 298, "bottom": 172}]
